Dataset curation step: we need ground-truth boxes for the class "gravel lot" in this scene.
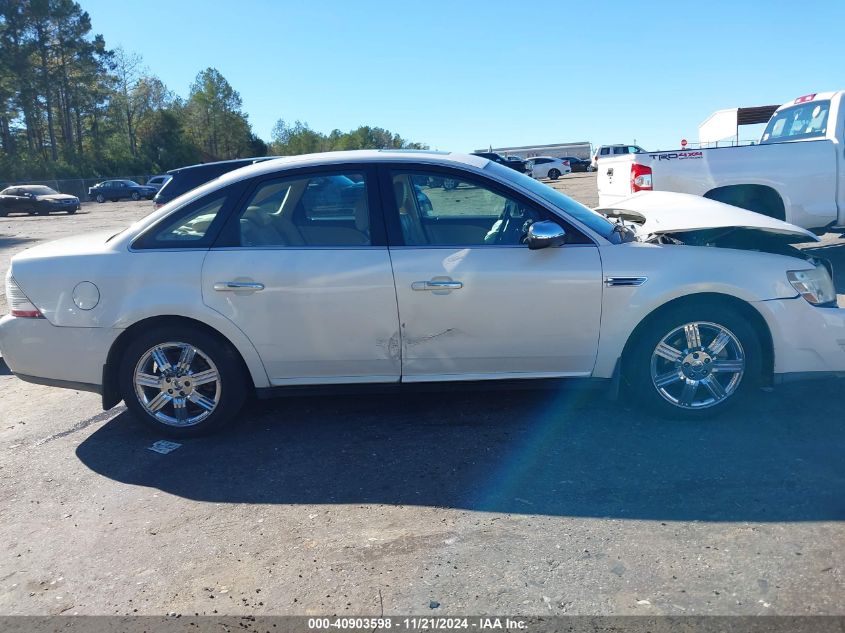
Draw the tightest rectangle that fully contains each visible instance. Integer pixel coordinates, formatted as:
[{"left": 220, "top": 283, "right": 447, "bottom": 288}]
[{"left": 0, "top": 175, "right": 843, "bottom": 616}]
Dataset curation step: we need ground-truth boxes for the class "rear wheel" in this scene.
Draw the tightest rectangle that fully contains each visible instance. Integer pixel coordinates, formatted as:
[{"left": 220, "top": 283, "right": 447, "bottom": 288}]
[
  {"left": 625, "top": 303, "right": 762, "bottom": 418},
  {"left": 548, "top": 168, "right": 561, "bottom": 180},
  {"left": 131, "top": 191, "right": 140, "bottom": 201},
  {"left": 119, "top": 326, "right": 248, "bottom": 437}
]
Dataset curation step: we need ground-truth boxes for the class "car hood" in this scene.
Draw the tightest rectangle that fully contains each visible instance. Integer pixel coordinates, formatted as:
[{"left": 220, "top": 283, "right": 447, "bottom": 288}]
[{"left": 595, "top": 191, "right": 819, "bottom": 243}]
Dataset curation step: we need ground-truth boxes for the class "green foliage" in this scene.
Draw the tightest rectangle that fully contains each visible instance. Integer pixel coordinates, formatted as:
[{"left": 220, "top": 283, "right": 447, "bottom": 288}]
[
  {"left": 270, "top": 120, "right": 427, "bottom": 156},
  {"left": 0, "top": 1, "right": 426, "bottom": 182}
]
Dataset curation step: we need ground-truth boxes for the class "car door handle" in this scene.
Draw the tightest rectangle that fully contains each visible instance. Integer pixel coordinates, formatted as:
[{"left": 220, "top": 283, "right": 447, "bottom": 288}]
[
  {"left": 213, "top": 281, "right": 265, "bottom": 292},
  {"left": 411, "top": 280, "right": 463, "bottom": 291}
]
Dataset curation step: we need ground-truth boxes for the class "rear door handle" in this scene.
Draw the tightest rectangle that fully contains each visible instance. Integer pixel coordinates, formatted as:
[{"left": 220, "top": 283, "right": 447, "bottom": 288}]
[
  {"left": 213, "top": 281, "right": 265, "bottom": 292},
  {"left": 412, "top": 280, "right": 463, "bottom": 291}
]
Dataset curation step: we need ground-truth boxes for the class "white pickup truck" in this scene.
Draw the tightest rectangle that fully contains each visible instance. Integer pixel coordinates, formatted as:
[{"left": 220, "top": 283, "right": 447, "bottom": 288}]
[{"left": 597, "top": 91, "right": 845, "bottom": 229}]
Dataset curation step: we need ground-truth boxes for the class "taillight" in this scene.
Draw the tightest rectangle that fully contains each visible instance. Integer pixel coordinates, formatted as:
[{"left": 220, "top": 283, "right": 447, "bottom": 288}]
[
  {"left": 631, "top": 164, "right": 653, "bottom": 192},
  {"left": 6, "top": 275, "right": 43, "bottom": 318}
]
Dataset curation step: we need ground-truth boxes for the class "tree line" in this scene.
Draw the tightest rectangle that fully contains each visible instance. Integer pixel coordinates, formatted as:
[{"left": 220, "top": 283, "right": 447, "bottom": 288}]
[{"left": 0, "top": 0, "right": 426, "bottom": 182}]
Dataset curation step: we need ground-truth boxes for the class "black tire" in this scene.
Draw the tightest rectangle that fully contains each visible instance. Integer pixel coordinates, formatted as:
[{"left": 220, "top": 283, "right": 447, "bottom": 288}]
[
  {"left": 131, "top": 191, "right": 140, "bottom": 201},
  {"left": 442, "top": 178, "right": 458, "bottom": 190},
  {"left": 118, "top": 325, "right": 248, "bottom": 437},
  {"left": 548, "top": 168, "right": 561, "bottom": 180},
  {"left": 67, "top": 208, "right": 77, "bottom": 215},
  {"left": 110, "top": 198, "right": 119, "bottom": 202},
  {"left": 96, "top": 194, "right": 105, "bottom": 203},
  {"left": 624, "top": 301, "right": 762, "bottom": 419}
]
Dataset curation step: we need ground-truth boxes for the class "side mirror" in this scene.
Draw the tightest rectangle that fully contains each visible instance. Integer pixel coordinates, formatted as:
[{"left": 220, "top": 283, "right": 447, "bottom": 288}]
[{"left": 526, "top": 220, "right": 566, "bottom": 250}]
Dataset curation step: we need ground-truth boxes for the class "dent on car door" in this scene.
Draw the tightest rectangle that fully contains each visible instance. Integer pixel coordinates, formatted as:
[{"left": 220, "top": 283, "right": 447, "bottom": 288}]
[
  {"left": 201, "top": 166, "right": 401, "bottom": 385},
  {"left": 382, "top": 166, "right": 603, "bottom": 381}
]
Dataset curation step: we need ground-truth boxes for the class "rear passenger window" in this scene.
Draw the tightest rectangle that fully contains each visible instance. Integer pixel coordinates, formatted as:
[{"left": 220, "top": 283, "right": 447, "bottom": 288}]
[
  {"left": 237, "top": 172, "right": 370, "bottom": 247},
  {"left": 144, "top": 195, "right": 227, "bottom": 244}
]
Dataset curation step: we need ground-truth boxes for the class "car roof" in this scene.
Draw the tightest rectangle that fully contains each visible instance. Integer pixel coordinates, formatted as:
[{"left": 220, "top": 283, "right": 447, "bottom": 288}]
[{"left": 212, "top": 150, "right": 489, "bottom": 185}]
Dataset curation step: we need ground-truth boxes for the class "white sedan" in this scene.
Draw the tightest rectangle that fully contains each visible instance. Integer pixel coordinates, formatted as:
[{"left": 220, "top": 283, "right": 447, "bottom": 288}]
[
  {"left": 528, "top": 156, "right": 572, "bottom": 180},
  {"left": 1, "top": 151, "right": 842, "bottom": 436}
]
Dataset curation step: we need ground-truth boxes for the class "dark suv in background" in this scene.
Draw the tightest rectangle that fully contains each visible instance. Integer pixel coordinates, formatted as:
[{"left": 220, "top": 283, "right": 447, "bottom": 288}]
[
  {"left": 153, "top": 157, "right": 280, "bottom": 208},
  {"left": 470, "top": 152, "right": 531, "bottom": 174}
]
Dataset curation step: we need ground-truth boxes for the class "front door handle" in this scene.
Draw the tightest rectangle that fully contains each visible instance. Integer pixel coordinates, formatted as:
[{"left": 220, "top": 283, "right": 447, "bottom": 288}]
[
  {"left": 213, "top": 281, "right": 265, "bottom": 292},
  {"left": 411, "top": 280, "right": 463, "bottom": 291}
]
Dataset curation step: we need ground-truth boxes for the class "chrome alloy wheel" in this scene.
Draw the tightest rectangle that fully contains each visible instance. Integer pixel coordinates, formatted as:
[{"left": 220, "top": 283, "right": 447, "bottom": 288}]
[
  {"left": 133, "top": 341, "right": 221, "bottom": 427},
  {"left": 649, "top": 321, "right": 745, "bottom": 410}
]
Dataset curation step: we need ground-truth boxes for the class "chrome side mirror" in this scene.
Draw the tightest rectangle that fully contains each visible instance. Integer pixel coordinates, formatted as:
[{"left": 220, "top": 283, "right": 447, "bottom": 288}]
[{"left": 526, "top": 220, "right": 567, "bottom": 250}]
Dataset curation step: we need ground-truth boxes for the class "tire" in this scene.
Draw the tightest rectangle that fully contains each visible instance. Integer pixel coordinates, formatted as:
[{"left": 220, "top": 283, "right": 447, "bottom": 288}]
[
  {"left": 548, "top": 168, "right": 561, "bottom": 180},
  {"left": 111, "top": 198, "right": 118, "bottom": 202},
  {"left": 96, "top": 194, "right": 105, "bottom": 203},
  {"left": 118, "top": 326, "right": 248, "bottom": 437},
  {"left": 131, "top": 191, "right": 140, "bottom": 201},
  {"left": 442, "top": 178, "right": 458, "bottom": 190},
  {"left": 587, "top": 165, "right": 595, "bottom": 172},
  {"left": 67, "top": 208, "right": 77, "bottom": 215},
  {"left": 624, "top": 302, "right": 762, "bottom": 419}
]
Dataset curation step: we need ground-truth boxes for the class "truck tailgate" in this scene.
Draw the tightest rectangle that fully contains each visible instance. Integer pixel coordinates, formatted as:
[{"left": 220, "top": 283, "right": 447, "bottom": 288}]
[{"left": 596, "top": 155, "right": 637, "bottom": 206}]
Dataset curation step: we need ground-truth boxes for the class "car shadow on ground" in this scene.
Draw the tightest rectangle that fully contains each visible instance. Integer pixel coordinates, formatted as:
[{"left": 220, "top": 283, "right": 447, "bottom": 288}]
[
  {"left": 76, "top": 379, "right": 845, "bottom": 522},
  {"left": 0, "top": 234, "right": 39, "bottom": 249}
]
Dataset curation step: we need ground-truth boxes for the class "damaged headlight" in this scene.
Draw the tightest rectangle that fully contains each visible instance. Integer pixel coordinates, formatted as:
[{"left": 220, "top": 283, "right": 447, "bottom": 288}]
[{"left": 787, "top": 263, "right": 837, "bottom": 306}]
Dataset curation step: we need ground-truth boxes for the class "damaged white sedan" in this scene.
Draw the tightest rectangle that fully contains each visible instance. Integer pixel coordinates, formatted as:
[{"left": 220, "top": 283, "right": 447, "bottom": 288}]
[{"left": 1, "top": 151, "right": 842, "bottom": 435}]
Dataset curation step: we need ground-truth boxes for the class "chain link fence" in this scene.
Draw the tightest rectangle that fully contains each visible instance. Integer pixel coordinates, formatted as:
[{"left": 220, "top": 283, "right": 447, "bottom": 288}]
[{"left": 0, "top": 175, "right": 155, "bottom": 201}]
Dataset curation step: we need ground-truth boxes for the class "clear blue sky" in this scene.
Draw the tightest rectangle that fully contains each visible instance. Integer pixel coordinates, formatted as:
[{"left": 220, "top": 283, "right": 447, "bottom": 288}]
[{"left": 82, "top": 0, "right": 841, "bottom": 152}]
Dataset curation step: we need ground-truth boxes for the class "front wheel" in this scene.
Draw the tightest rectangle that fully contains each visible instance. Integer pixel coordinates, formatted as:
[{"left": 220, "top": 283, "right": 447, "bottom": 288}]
[
  {"left": 548, "top": 168, "right": 561, "bottom": 180},
  {"left": 119, "top": 326, "right": 247, "bottom": 437},
  {"left": 587, "top": 165, "right": 595, "bottom": 172},
  {"left": 625, "top": 304, "right": 762, "bottom": 418},
  {"left": 95, "top": 194, "right": 105, "bottom": 203}
]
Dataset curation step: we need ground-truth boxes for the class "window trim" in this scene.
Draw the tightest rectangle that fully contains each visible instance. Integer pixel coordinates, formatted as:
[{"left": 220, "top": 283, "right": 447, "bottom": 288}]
[
  {"left": 376, "top": 163, "right": 595, "bottom": 248},
  {"left": 212, "top": 163, "right": 387, "bottom": 249}
]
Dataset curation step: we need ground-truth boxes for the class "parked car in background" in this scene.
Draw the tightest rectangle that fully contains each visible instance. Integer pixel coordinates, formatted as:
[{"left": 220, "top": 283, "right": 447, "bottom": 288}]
[
  {"left": 153, "top": 157, "right": 279, "bottom": 208},
  {"left": 529, "top": 156, "right": 572, "bottom": 180},
  {"left": 592, "top": 144, "right": 646, "bottom": 170},
  {"left": 471, "top": 152, "right": 531, "bottom": 174},
  {"left": 88, "top": 179, "right": 157, "bottom": 203},
  {"left": 0, "top": 185, "right": 80, "bottom": 216},
  {"left": 5, "top": 151, "right": 840, "bottom": 437},
  {"left": 145, "top": 175, "right": 171, "bottom": 191},
  {"left": 559, "top": 156, "right": 594, "bottom": 172},
  {"left": 596, "top": 91, "right": 845, "bottom": 229}
]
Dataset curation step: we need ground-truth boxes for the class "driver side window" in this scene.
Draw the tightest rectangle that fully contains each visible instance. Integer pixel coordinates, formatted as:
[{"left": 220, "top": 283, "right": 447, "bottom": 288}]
[{"left": 390, "top": 171, "right": 545, "bottom": 247}]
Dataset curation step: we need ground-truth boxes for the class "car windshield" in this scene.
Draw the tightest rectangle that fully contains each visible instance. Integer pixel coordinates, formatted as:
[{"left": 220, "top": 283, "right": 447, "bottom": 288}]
[
  {"left": 21, "top": 185, "right": 58, "bottom": 195},
  {"left": 761, "top": 100, "right": 830, "bottom": 144},
  {"left": 485, "top": 161, "right": 614, "bottom": 238}
]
